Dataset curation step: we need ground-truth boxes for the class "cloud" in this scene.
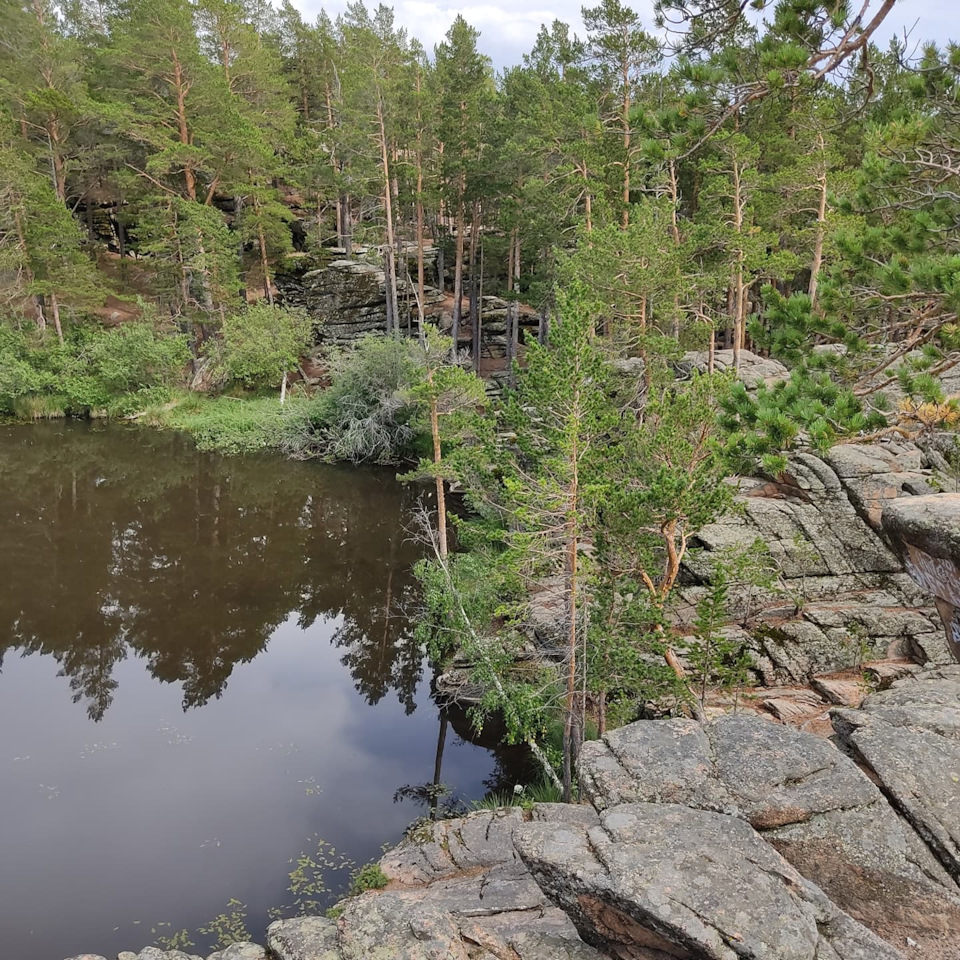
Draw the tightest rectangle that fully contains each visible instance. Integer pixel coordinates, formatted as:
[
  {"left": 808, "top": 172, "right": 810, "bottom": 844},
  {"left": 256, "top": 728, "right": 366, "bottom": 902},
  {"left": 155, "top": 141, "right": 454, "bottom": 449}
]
[{"left": 286, "top": 0, "right": 957, "bottom": 70}]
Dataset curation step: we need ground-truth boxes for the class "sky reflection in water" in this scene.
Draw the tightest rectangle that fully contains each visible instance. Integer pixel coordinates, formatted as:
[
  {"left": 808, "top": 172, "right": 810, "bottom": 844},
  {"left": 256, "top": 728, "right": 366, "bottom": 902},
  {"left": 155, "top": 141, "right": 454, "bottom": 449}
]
[{"left": 0, "top": 423, "right": 503, "bottom": 960}]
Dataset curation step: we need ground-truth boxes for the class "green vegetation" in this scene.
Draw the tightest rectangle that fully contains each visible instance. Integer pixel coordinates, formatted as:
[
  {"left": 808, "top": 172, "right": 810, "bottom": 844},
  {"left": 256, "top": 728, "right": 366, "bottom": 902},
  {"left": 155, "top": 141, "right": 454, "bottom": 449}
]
[
  {"left": 347, "top": 862, "right": 390, "bottom": 897},
  {"left": 4, "top": 0, "right": 960, "bottom": 799}
]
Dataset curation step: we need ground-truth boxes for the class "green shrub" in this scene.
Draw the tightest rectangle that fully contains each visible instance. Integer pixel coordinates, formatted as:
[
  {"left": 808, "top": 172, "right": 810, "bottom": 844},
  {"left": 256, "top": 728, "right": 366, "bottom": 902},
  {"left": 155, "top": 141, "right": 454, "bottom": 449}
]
[
  {"left": 347, "top": 862, "right": 389, "bottom": 896},
  {"left": 283, "top": 334, "right": 421, "bottom": 463},
  {"left": 218, "top": 303, "right": 312, "bottom": 392},
  {"left": 0, "top": 316, "right": 189, "bottom": 418},
  {"left": 161, "top": 395, "right": 302, "bottom": 455}
]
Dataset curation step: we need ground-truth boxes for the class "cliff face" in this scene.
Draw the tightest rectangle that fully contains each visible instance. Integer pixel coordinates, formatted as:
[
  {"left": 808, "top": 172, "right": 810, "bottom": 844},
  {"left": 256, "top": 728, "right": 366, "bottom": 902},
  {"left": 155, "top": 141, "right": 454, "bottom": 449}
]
[{"left": 678, "top": 439, "right": 953, "bottom": 686}]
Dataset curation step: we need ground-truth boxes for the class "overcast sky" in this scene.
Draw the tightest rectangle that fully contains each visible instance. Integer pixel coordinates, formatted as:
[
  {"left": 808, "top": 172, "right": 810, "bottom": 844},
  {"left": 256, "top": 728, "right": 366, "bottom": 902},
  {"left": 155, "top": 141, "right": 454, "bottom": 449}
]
[{"left": 290, "top": 0, "right": 960, "bottom": 70}]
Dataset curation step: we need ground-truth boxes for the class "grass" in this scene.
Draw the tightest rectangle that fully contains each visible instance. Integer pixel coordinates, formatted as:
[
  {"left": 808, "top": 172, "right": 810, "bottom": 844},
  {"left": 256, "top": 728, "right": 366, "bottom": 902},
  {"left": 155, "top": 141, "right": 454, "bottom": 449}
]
[
  {"left": 11, "top": 394, "right": 69, "bottom": 419},
  {"left": 154, "top": 393, "right": 308, "bottom": 456},
  {"left": 470, "top": 777, "right": 563, "bottom": 811}
]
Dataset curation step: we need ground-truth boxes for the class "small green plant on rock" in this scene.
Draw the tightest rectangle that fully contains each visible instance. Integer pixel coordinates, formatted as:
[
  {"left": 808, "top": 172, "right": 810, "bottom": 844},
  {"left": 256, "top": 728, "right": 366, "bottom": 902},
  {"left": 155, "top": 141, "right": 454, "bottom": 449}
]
[{"left": 348, "top": 862, "right": 389, "bottom": 897}]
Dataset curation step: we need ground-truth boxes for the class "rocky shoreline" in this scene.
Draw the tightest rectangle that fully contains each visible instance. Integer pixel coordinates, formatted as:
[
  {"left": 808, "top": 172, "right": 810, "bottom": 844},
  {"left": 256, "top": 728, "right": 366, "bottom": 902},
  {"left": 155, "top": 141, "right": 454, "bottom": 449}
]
[
  {"left": 67, "top": 370, "right": 960, "bottom": 960},
  {"left": 68, "top": 663, "right": 960, "bottom": 960}
]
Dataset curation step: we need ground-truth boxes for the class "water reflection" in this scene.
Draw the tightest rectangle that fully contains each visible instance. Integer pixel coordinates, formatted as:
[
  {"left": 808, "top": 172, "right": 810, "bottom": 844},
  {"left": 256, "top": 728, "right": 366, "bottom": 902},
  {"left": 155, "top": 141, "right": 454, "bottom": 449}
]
[{"left": 0, "top": 423, "right": 424, "bottom": 720}]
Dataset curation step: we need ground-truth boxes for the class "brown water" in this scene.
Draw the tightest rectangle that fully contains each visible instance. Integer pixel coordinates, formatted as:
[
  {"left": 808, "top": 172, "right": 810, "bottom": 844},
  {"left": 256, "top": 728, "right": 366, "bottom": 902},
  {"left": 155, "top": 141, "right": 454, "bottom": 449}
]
[{"left": 0, "top": 422, "right": 506, "bottom": 959}]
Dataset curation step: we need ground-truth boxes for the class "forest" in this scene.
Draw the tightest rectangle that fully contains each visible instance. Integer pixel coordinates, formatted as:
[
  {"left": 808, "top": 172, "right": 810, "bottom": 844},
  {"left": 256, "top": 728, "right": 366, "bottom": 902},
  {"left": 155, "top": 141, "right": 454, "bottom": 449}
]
[{"left": 3, "top": 0, "right": 960, "bottom": 800}]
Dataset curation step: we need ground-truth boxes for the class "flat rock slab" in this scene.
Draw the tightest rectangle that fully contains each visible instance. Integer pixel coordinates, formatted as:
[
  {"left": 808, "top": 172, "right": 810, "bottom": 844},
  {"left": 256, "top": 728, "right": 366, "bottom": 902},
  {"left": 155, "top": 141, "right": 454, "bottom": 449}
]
[
  {"left": 380, "top": 808, "right": 528, "bottom": 885},
  {"left": 834, "top": 705, "right": 960, "bottom": 884},
  {"left": 580, "top": 713, "right": 877, "bottom": 825},
  {"left": 857, "top": 668, "right": 960, "bottom": 739},
  {"left": 579, "top": 712, "right": 959, "bottom": 948},
  {"left": 207, "top": 944, "right": 269, "bottom": 960},
  {"left": 812, "top": 677, "right": 867, "bottom": 707},
  {"left": 267, "top": 917, "right": 340, "bottom": 960},
  {"left": 516, "top": 802, "right": 904, "bottom": 960}
]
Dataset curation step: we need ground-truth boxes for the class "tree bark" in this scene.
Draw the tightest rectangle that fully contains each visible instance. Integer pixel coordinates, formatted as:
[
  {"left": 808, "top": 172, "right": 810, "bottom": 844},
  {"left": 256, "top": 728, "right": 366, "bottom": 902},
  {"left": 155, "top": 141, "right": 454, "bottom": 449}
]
[
  {"left": 469, "top": 200, "right": 480, "bottom": 372},
  {"left": 809, "top": 134, "right": 827, "bottom": 310},
  {"left": 450, "top": 183, "right": 465, "bottom": 361},
  {"left": 377, "top": 94, "right": 400, "bottom": 337}
]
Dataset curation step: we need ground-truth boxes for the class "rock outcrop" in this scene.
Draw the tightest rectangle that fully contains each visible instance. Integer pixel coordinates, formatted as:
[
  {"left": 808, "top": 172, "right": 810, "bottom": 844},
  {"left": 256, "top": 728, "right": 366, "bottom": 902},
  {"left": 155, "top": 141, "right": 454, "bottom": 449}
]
[
  {"left": 70, "top": 670, "right": 960, "bottom": 960},
  {"left": 678, "top": 441, "right": 951, "bottom": 683},
  {"left": 274, "top": 249, "right": 445, "bottom": 347},
  {"left": 834, "top": 665, "right": 960, "bottom": 886},
  {"left": 579, "top": 712, "right": 960, "bottom": 956},
  {"left": 517, "top": 803, "right": 904, "bottom": 960},
  {"left": 883, "top": 493, "right": 960, "bottom": 660}
]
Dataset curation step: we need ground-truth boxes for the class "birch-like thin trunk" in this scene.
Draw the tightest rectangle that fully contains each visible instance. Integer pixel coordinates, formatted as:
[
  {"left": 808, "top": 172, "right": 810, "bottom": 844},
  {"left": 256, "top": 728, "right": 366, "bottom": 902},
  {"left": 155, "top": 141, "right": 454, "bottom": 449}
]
[
  {"left": 809, "top": 134, "right": 827, "bottom": 310},
  {"left": 50, "top": 292, "right": 64, "bottom": 345}
]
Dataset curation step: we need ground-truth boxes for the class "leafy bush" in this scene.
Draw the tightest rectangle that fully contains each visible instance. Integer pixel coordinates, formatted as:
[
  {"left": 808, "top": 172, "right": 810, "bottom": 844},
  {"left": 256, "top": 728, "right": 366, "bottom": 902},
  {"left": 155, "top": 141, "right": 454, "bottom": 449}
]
[
  {"left": 283, "top": 334, "right": 421, "bottom": 463},
  {"left": 347, "top": 862, "right": 389, "bottom": 896},
  {"left": 0, "top": 317, "right": 189, "bottom": 417},
  {"left": 218, "top": 303, "right": 312, "bottom": 391}
]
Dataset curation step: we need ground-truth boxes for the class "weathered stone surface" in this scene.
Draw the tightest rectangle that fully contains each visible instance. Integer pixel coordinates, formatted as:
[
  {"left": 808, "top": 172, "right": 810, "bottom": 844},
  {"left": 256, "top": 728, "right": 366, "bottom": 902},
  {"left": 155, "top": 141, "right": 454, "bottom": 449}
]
[
  {"left": 380, "top": 808, "right": 528, "bottom": 885},
  {"left": 206, "top": 944, "right": 269, "bottom": 960},
  {"left": 580, "top": 712, "right": 959, "bottom": 952},
  {"left": 336, "top": 895, "right": 472, "bottom": 960},
  {"left": 834, "top": 667, "right": 960, "bottom": 887},
  {"left": 761, "top": 688, "right": 825, "bottom": 722},
  {"left": 863, "top": 659, "right": 921, "bottom": 689},
  {"left": 676, "top": 348, "right": 789, "bottom": 390},
  {"left": 580, "top": 713, "right": 876, "bottom": 823},
  {"left": 516, "top": 802, "right": 904, "bottom": 960},
  {"left": 857, "top": 668, "right": 960, "bottom": 739},
  {"left": 834, "top": 707, "right": 960, "bottom": 884},
  {"left": 883, "top": 493, "right": 960, "bottom": 660},
  {"left": 679, "top": 445, "right": 952, "bottom": 679},
  {"left": 812, "top": 676, "right": 867, "bottom": 706},
  {"left": 825, "top": 443, "right": 933, "bottom": 531},
  {"left": 377, "top": 805, "right": 603, "bottom": 956},
  {"left": 266, "top": 917, "right": 340, "bottom": 960}
]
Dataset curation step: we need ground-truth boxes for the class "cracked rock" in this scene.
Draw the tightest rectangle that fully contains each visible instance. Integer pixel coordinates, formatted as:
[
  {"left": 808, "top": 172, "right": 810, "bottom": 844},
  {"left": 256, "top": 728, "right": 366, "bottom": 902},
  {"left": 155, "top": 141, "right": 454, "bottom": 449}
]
[{"left": 516, "top": 802, "right": 904, "bottom": 960}]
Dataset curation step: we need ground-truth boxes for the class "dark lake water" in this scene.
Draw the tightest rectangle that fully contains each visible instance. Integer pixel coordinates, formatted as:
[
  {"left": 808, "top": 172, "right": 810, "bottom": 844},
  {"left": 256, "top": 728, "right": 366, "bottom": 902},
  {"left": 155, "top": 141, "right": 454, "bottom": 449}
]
[{"left": 0, "top": 422, "right": 507, "bottom": 960}]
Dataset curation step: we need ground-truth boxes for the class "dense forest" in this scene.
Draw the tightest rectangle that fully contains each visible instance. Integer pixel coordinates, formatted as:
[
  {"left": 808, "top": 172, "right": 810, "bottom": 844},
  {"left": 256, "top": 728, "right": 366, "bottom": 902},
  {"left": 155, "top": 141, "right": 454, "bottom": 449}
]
[{"left": 4, "top": 0, "right": 960, "bottom": 799}]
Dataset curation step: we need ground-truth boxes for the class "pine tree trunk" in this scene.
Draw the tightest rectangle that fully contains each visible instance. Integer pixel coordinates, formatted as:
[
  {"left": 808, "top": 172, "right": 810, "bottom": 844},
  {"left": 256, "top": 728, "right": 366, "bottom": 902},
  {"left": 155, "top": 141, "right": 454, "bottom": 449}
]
[
  {"left": 469, "top": 200, "right": 480, "bottom": 372},
  {"left": 50, "top": 292, "right": 64, "bottom": 345},
  {"left": 378, "top": 95, "right": 400, "bottom": 337},
  {"left": 172, "top": 51, "right": 197, "bottom": 202},
  {"left": 451, "top": 184, "right": 465, "bottom": 362},
  {"left": 732, "top": 159, "right": 745, "bottom": 372},
  {"left": 256, "top": 202, "right": 274, "bottom": 306},
  {"left": 809, "top": 135, "right": 827, "bottom": 310}
]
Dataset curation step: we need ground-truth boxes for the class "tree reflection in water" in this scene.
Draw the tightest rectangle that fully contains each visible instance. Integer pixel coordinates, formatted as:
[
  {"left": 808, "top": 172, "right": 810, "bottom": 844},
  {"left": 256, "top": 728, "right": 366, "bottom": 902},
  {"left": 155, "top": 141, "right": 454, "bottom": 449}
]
[{"left": 0, "top": 422, "right": 425, "bottom": 720}]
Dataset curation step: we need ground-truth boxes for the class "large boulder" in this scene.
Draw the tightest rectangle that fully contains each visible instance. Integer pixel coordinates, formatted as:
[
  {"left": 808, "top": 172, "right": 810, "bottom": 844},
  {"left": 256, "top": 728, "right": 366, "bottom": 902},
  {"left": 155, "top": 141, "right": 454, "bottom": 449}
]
[
  {"left": 834, "top": 666, "right": 960, "bottom": 886},
  {"left": 883, "top": 493, "right": 960, "bottom": 660},
  {"left": 373, "top": 807, "right": 606, "bottom": 959},
  {"left": 516, "top": 802, "right": 904, "bottom": 960},
  {"left": 680, "top": 446, "right": 952, "bottom": 678},
  {"left": 579, "top": 712, "right": 959, "bottom": 954},
  {"left": 676, "top": 348, "right": 789, "bottom": 390}
]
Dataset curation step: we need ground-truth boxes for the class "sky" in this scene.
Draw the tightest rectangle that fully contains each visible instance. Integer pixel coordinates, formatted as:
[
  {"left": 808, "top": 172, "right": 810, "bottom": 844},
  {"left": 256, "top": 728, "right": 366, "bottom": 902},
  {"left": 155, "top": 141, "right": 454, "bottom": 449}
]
[{"left": 290, "top": 0, "right": 960, "bottom": 70}]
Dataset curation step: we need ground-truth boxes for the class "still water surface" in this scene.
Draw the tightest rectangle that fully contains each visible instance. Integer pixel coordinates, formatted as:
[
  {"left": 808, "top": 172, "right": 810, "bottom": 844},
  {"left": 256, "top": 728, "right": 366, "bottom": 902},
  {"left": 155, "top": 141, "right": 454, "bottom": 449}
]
[{"left": 0, "top": 423, "right": 504, "bottom": 960}]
